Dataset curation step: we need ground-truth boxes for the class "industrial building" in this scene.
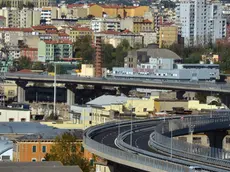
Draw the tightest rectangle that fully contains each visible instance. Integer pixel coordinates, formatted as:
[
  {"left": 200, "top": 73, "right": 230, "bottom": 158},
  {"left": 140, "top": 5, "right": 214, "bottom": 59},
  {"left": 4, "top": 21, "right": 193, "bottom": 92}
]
[{"left": 111, "top": 57, "right": 219, "bottom": 81}]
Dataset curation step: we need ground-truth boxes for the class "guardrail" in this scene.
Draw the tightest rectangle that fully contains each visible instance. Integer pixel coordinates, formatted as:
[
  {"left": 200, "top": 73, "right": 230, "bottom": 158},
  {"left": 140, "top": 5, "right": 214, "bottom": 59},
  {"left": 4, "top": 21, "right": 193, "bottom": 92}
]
[
  {"left": 149, "top": 113, "right": 230, "bottom": 169},
  {"left": 116, "top": 126, "right": 228, "bottom": 172},
  {"left": 84, "top": 120, "right": 189, "bottom": 172}
]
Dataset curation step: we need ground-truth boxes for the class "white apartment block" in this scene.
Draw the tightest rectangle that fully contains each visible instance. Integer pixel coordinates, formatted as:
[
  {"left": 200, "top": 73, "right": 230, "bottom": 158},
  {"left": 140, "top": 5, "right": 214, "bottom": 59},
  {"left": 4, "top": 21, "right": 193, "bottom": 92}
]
[
  {"left": 0, "top": 8, "right": 20, "bottom": 27},
  {"left": 20, "top": 8, "right": 41, "bottom": 28},
  {"left": 91, "top": 18, "right": 121, "bottom": 32},
  {"left": 41, "top": 7, "right": 60, "bottom": 25},
  {"left": 177, "top": 0, "right": 226, "bottom": 46}
]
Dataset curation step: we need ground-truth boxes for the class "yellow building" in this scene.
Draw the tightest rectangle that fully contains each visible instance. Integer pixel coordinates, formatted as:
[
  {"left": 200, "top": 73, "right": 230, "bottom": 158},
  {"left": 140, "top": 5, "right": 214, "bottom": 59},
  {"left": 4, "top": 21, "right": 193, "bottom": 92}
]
[
  {"left": 159, "top": 26, "right": 178, "bottom": 48},
  {"left": 188, "top": 100, "right": 224, "bottom": 111},
  {"left": 69, "top": 27, "right": 93, "bottom": 42},
  {"left": 89, "top": 4, "right": 149, "bottom": 18},
  {"left": 79, "top": 64, "right": 95, "bottom": 77},
  {"left": 3, "top": 82, "right": 17, "bottom": 101},
  {"left": 133, "top": 19, "right": 154, "bottom": 34}
]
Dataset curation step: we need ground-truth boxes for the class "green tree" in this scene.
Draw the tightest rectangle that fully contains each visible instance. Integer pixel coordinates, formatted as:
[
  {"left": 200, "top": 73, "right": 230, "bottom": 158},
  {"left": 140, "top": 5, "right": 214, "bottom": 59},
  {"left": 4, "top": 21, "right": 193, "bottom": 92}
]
[
  {"left": 73, "top": 36, "right": 94, "bottom": 63},
  {"left": 102, "top": 43, "right": 116, "bottom": 69},
  {"left": 115, "top": 39, "right": 130, "bottom": 67},
  {"left": 32, "top": 62, "right": 44, "bottom": 70},
  {"left": 14, "top": 56, "right": 32, "bottom": 71},
  {"left": 44, "top": 132, "right": 93, "bottom": 172}
]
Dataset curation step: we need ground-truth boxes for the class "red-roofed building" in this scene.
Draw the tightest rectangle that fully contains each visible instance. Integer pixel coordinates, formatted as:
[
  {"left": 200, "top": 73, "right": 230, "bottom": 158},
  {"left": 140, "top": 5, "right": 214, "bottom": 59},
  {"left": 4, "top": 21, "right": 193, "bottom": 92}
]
[{"left": 20, "top": 48, "right": 38, "bottom": 62}]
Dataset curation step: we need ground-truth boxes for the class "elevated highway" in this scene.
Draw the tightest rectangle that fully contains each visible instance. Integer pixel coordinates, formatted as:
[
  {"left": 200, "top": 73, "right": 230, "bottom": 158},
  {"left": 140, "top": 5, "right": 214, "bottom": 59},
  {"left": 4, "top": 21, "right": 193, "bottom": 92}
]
[
  {"left": 84, "top": 113, "right": 230, "bottom": 172},
  {"left": 5, "top": 73, "right": 230, "bottom": 93}
]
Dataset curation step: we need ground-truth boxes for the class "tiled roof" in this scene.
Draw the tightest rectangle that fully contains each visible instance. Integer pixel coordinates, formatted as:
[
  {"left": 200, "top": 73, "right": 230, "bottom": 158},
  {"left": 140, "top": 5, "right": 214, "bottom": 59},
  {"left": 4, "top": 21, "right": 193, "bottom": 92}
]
[
  {"left": 58, "top": 32, "right": 69, "bottom": 37},
  {"left": 72, "top": 27, "right": 92, "bottom": 31},
  {"left": 21, "top": 48, "right": 38, "bottom": 51},
  {"left": 100, "top": 5, "right": 138, "bottom": 9},
  {"left": 17, "top": 69, "right": 33, "bottom": 73},
  {"left": 67, "top": 4, "right": 84, "bottom": 8},
  {"left": 99, "top": 30, "right": 120, "bottom": 35},
  {"left": 32, "top": 25, "right": 57, "bottom": 30},
  {"left": 0, "top": 28, "right": 33, "bottom": 32},
  {"left": 44, "top": 40, "right": 72, "bottom": 44},
  {"left": 46, "top": 30, "right": 58, "bottom": 34},
  {"left": 86, "top": 94, "right": 138, "bottom": 106}
]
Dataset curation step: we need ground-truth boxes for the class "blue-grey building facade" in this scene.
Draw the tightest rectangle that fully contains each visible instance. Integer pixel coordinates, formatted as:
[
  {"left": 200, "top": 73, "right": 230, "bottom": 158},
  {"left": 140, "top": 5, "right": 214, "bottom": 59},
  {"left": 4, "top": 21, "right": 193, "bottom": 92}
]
[{"left": 110, "top": 58, "right": 219, "bottom": 81}]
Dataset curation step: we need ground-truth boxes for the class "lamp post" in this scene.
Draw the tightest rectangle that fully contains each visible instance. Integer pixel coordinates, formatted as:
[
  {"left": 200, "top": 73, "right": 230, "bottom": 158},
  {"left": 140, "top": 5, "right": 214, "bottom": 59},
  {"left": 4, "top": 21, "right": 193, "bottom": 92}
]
[
  {"left": 170, "top": 121, "right": 173, "bottom": 158},
  {"left": 129, "top": 103, "right": 133, "bottom": 146},
  {"left": 117, "top": 101, "right": 121, "bottom": 137},
  {"left": 189, "top": 124, "right": 195, "bottom": 153},
  {"left": 53, "top": 63, "right": 56, "bottom": 116}
]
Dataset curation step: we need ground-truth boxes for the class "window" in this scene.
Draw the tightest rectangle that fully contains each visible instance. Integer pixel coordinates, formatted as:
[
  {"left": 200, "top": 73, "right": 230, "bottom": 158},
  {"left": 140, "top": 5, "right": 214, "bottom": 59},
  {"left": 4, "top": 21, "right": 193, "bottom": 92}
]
[
  {"left": 2, "top": 155, "right": 10, "bottom": 161},
  {"left": 32, "top": 158, "right": 36, "bottom": 162},
  {"left": 9, "top": 118, "right": 14, "bottom": 122},
  {"left": 89, "top": 121, "right": 92, "bottom": 124},
  {"left": 132, "top": 108, "right": 135, "bottom": 112},
  {"left": 42, "top": 146, "right": 46, "bottom": 153},
  {"left": 143, "top": 108, "right": 147, "bottom": 112},
  {"left": 41, "top": 158, "right": 46, "bottom": 161},
  {"left": 21, "top": 118, "right": 26, "bottom": 122},
  {"left": 32, "top": 146, "right": 36, "bottom": 153},
  {"left": 226, "top": 137, "right": 230, "bottom": 144},
  {"left": 193, "top": 137, "right": 201, "bottom": 144}
]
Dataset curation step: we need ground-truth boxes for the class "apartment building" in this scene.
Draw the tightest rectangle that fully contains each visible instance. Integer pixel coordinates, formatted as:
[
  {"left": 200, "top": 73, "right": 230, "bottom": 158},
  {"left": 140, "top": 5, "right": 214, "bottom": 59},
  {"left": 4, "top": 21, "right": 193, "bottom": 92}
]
[
  {"left": 20, "top": 8, "right": 41, "bottom": 28},
  {"left": 89, "top": 4, "right": 149, "bottom": 18},
  {"left": 69, "top": 27, "right": 93, "bottom": 42},
  {"left": 159, "top": 26, "right": 178, "bottom": 48},
  {"left": 66, "top": 4, "right": 89, "bottom": 18},
  {"left": 0, "top": 8, "right": 20, "bottom": 27},
  {"left": 177, "top": 0, "right": 226, "bottom": 46},
  {"left": 95, "top": 30, "right": 143, "bottom": 48},
  {"left": 20, "top": 48, "right": 38, "bottom": 61},
  {"left": 0, "top": 0, "right": 56, "bottom": 8},
  {"left": 140, "top": 31, "right": 157, "bottom": 46},
  {"left": 91, "top": 18, "right": 121, "bottom": 32},
  {"left": 13, "top": 129, "right": 88, "bottom": 162},
  {"left": 38, "top": 40, "right": 73, "bottom": 62},
  {"left": 41, "top": 7, "right": 59, "bottom": 25}
]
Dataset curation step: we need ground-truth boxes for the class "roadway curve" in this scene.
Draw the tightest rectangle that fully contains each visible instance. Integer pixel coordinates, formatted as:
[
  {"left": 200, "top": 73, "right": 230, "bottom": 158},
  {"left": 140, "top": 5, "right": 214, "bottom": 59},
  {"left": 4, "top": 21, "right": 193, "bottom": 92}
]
[{"left": 85, "top": 116, "right": 230, "bottom": 172}]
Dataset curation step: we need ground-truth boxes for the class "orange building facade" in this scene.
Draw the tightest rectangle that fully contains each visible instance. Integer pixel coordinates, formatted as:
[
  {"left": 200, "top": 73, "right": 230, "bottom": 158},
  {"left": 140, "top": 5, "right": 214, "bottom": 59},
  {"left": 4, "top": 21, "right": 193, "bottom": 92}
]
[
  {"left": 89, "top": 4, "right": 149, "bottom": 18},
  {"left": 13, "top": 139, "right": 93, "bottom": 162}
]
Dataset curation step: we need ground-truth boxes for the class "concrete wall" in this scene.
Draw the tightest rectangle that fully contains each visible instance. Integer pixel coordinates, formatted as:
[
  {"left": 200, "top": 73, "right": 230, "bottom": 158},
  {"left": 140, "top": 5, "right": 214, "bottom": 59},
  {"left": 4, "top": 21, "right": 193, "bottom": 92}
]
[
  {"left": 154, "top": 100, "right": 188, "bottom": 112},
  {"left": 0, "top": 109, "right": 30, "bottom": 122}
]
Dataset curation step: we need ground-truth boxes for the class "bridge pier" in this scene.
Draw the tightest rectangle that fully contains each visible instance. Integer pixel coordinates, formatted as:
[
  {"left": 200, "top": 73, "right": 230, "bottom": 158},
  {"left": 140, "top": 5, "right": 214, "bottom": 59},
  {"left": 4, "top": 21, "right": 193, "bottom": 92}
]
[
  {"left": 16, "top": 81, "right": 28, "bottom": 103},
  {"left": 117, "top": 87, "right": 132, "bottom": 96},
  {"left": 205, "top": 130, "right": 227, "bottom": 157},
  {"left": 66, "top": 84, "right": 76, "bottom": 106}
]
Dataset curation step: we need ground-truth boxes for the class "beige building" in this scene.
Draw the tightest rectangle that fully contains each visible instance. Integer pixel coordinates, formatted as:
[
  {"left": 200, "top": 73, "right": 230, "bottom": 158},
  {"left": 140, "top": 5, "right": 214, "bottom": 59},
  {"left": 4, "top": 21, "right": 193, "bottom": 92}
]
[
  {"left": 140, "top": 31, "right": 157, "bottom": 46},
  {"left": 159, "top": 26, "right": 178, "bottom": 48},
  {"left": 79, "top": 64, "right": 95, "bottom": 77},
  {"left": 20, "top": 8, "right": 41, "bottom": 28},
  {"left": 0, "top": 0, "right": 55, "bottom": 8},
  {"left": 0, "top": 7, "right": 20, "bottom": 27},
  {"left": 95, "top": 30, "right": 143, "bottom": 48},
  {"left": 0, "top": 107, "right": 30, "bottom": 122}
]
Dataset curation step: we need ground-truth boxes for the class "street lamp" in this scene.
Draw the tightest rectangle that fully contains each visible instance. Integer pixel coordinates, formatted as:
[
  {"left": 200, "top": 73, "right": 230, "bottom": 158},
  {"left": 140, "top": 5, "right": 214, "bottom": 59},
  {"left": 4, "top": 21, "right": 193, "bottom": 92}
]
[
  {"left": 170, "top": 120, "right": 173, "bottom": 158},
  {"left": 189, "top": 124, "right": 195, "bottom": 153},
  {"left": 53, "top": 63, "right": 57, "bottom": 117},
  {"left": 129, "top": 104, "right": 133, "bottom": 146}
]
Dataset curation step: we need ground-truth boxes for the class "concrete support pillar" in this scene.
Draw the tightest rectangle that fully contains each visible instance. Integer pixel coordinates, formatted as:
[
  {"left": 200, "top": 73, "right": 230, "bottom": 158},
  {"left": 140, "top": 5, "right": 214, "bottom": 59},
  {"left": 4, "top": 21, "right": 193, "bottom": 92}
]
[
  {"left": 16, "top": 81, "right": 28, "bottom": 103},
  {"left": 205, "top": 130, "right": 227, "bottom": 157},
  {"left": 117, "top": 87, "right": 131, "bottom": 96},
  {"left": 66, "top": 84, "right": 76, "bottom": 106},
  {"left": 176, "top": 91, "right": 185, "bottom": 100}
]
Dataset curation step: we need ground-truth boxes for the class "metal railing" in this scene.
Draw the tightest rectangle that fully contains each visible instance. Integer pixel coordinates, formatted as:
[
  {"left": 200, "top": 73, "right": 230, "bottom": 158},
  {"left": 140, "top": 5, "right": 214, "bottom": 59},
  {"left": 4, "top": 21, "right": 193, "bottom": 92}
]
[
  {"left": 84, "top": 121, "right": 189, "bottom": 172},
  {"left": 149, "top": 113, "right": 230, "bottom": 169}
]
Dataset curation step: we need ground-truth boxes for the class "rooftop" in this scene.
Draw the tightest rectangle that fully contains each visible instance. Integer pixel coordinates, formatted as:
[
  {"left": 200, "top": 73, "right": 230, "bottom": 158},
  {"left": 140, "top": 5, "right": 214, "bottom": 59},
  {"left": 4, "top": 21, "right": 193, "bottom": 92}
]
[
  {"left": 17, "top": 129, "right": 83, "bottom": 141},
  {"left": 32, "top": 25, "right": 57, "bottom": 30},
  {"left": 137, "top": 48, "right": 181, "bottom": 60},
  {"left": 72, "top": 27, "right": 92, "bottom": 32},
  {"left": 86, "top": 94, "right": 138, "bottom": 106},
  {"left": 0, "top": 122, "right": 54, "bottom": 134},
  {"left": 0, "top": 137, "right": 13, "bottom": 155},
  {"left": 44, "top": 40, "right": 72, "bottom": 44},
  {"left": 0, "top": 166, "right": 83, "bottom": 172}
]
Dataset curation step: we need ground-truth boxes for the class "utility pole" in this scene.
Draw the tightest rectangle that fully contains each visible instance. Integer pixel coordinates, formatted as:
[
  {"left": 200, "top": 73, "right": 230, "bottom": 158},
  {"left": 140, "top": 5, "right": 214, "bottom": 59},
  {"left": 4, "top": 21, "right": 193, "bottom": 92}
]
[{"left": 53, "top": 63, "right": 56, "bottom": 116}]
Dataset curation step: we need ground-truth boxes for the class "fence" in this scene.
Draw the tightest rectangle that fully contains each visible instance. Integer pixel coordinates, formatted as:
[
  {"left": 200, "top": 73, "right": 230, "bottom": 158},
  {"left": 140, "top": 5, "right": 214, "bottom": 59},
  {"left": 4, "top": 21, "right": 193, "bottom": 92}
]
[{"left": 149, "top": 113, "right": 230, "bottom": 169}]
